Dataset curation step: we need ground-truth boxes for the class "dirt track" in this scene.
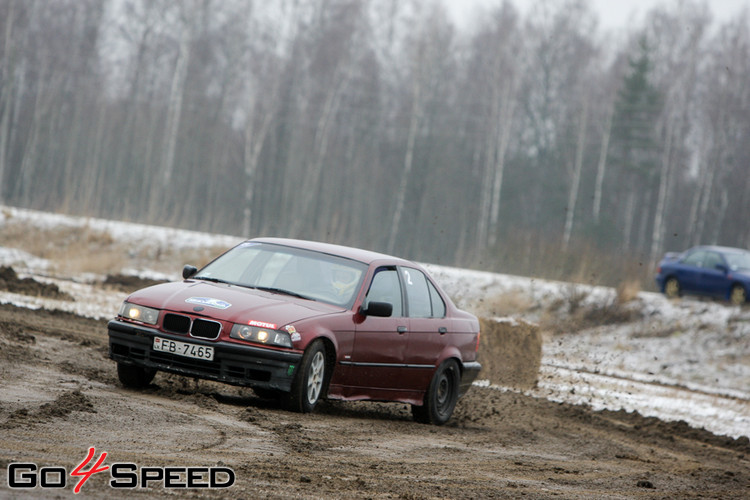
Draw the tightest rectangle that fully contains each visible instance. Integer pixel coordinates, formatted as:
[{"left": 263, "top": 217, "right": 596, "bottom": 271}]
[{"left": 1, "top": 303, "right": 748, "bottom": 498}]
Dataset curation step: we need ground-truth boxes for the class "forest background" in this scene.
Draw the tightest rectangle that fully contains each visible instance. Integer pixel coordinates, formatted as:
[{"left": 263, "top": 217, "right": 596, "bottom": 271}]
[{"left": 0, "top": 0, "right": 748, "bottom": 288}]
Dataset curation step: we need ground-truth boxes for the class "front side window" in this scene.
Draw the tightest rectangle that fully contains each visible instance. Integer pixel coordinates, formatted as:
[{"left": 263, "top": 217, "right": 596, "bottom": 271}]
[
  {"left": 682, "top": 250, "right": 706, "bottom": 267},
  {"left": 364, "top": 269, "right": 403, "bottom": 317},
  {"left": 703, "top": 252, "right": 724, "bottom": 271}
]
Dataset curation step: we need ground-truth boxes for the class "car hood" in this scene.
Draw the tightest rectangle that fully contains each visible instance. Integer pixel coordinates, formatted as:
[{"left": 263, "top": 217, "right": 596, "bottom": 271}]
[{"left": 126, "top": 280, "right": 343, "bottom": 328}]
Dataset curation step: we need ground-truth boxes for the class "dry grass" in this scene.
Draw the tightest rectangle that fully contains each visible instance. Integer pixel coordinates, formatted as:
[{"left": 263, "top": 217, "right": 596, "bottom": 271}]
[
  {"left": 485, "top": 230, "right": 652, "bottom": 291},
  {"left": 0, "top": 221, "right": 228, "bottom": 277},
  {"left": 616, "top": 279, "right": 642, "bottom": 304},
  {"left": 474, "top": 289, "right": 536, "bottom": 318},
  {"left": 540, "top": 283, "right": 641, "bottom": 334}
]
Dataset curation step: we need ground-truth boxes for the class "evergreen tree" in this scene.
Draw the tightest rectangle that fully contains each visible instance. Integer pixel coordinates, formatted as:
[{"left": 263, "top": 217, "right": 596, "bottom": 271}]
[{"left": 609, "top": 35, "right": 663, "bottom": 249}]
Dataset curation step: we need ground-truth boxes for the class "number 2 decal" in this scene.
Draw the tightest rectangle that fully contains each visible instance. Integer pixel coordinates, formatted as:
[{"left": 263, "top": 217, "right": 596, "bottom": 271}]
[{"left": 403, "top": 269, "right": 414, "bottom": 286}]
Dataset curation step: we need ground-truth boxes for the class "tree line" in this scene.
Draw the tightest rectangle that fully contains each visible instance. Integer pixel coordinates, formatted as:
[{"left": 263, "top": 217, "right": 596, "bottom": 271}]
[{"left": 0, "top": 0, "right": 748, "bottom": 285}]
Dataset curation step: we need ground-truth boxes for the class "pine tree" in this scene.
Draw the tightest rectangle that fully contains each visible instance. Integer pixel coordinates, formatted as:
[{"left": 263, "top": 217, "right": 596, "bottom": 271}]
[{"left": 609, "top": 35, "right": 663, "bottom": 250}]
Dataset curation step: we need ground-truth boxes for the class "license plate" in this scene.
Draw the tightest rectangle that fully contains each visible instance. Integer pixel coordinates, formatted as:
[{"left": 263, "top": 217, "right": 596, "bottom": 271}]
[{"left": 153, "top": 337, "right": 214, "bottom": 361}]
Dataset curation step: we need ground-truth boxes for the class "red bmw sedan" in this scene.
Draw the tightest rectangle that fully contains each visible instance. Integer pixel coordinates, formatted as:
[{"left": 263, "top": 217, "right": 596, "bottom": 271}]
[{"left": 108, "top": 238, "right": 481, "bottom": 424}]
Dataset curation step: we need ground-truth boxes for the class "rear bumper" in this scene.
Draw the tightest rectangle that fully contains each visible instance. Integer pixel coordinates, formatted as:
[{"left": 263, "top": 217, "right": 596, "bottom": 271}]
[
  {"left": 459, "top": 361, "right": 482, "bottom": 397},
  {"left": 108, "top": 319, "right": 303, "bottom": 392}
]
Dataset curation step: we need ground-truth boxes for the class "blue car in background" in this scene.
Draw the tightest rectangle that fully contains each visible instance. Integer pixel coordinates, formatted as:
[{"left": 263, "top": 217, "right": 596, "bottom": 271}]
[{"left": 655, "top": 246, "right": 750, "bottom": 305}]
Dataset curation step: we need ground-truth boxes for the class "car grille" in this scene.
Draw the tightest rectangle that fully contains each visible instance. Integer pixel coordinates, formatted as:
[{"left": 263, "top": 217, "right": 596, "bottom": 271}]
[
  {"left": 191, "top": 319, "right": 222, "bottom": 339},
  {"left": 163, "top": 313, "right": 190, "bottom": 333},
  {"left": 163, "top": 313, "right": 221, "bottom": 340}
]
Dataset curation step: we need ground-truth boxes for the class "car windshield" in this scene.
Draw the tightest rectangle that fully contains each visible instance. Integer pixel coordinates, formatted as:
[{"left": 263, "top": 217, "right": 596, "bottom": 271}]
[
  {"left": 194, "top": 242, "right": 367, "bottom": 308},
  {"left": 724, "top": 251, "right": 750, "bottom": 272}
]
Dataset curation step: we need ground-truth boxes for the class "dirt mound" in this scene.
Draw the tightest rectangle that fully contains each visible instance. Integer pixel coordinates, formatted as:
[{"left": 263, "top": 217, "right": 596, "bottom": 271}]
[
  {"left": 103, "top": 273, "right": 168, "bottom": 293},
  {"left": 478, "top": 317, "right": 542, "bottom": 389},
  {"left": 0, "top": 266, "right": 73, "bottom": 300},
  {"left": 2, "top": 390, "right": 96, "bottom": 430}
]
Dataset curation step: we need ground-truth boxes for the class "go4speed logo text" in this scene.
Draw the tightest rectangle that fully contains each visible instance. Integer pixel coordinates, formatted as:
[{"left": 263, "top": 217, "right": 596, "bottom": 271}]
[{"left": 6, "top": 447, "right": 235, "bottom": 494}]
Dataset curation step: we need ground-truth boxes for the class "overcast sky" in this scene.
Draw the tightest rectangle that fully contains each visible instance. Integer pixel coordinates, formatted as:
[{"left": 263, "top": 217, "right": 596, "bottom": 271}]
[{"left": 443, "top": 0, "right": 750, "bottom": 32}]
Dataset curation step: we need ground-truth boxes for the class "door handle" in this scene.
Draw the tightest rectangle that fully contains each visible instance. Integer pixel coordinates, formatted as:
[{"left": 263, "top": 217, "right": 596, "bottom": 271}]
[
  {"left": 438, "top": 327, "right": 447, "bottom": 334},
  {"left": 397, "top": 326, "right": 408, "bottom": 334}
]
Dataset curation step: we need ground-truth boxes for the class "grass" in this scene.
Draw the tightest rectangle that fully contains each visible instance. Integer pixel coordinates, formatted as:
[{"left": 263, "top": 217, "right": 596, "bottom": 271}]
[
  {"left": 472, "top": 289, "right": 536, "bottom": 318},
  {"left": 483, "top": 231, "right": 653, "bottom": 292},
  {"left": 0, "top": 219, "right": 228, "bottom": 277}
]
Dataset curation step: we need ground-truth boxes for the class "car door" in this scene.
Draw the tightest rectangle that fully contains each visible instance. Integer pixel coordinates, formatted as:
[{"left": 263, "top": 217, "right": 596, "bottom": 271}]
[
  {"left": 400, "top": 267, "right": 451, "bottom": 391},
  {"left": 700, "top": 251, "right": 730, "bottom": 297},
  {"left": 677, "top": 250, "right": 706, "bottom": 294},
  {"left": 349, "top": 267, "right": 409, "bottom": 389}
]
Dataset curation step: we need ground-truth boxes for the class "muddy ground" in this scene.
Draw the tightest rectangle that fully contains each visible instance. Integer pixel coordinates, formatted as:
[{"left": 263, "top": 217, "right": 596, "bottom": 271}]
[{"left": 0, "top": 301, "right": 748, "bottom": 499}]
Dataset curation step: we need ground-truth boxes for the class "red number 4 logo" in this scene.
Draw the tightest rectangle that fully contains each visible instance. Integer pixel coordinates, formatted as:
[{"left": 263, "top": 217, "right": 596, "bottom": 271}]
[{"left": 70, "top": 447, "right": 109, "bottom": 494}]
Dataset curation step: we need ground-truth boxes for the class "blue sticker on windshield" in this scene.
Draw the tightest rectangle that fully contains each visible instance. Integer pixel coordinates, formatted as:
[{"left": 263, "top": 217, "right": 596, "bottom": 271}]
[{"left": 186, "top": 297, "right": 232, "bottom": 310}]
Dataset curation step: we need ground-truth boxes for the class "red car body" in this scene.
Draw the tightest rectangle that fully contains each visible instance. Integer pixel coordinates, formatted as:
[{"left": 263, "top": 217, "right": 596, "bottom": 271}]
[{"left": 108, "top": 238, "right": 481, "bottom": 424}]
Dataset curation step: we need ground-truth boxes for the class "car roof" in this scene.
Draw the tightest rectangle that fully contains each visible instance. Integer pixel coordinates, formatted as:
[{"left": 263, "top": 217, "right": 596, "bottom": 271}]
[
  {"left": 691, "top": 245, "right": 749, "bottom": 255},
  {"left": 249, "top": 237, "right": 414, "bottom": 266}
]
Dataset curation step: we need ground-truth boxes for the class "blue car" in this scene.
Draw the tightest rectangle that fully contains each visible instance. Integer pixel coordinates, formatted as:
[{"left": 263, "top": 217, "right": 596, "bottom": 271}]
[{"left": 655, "top": 246, "right": 750, "bottom": 305}]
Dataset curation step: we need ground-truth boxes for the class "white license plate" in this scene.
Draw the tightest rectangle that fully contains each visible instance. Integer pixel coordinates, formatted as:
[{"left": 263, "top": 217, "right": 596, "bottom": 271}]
[{"left": 153, "top": 337, "right": 214, "bottom": 361}]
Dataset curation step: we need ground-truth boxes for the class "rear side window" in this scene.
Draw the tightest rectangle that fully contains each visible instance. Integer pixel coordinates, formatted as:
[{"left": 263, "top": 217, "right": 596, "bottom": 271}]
[
  {"left": 402, "top": 268, "right": 445, "bottom": 318},
  {"left": 427, "top": 280, "right": 446, "bottom": 318}
]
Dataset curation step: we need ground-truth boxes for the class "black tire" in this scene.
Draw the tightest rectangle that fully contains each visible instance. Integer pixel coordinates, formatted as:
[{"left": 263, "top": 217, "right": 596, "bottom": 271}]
[
  {"left": 117, "top": 362, "right": 156, "bottom": 388},
  {"left": 285, "top": 340, "right": 328, "bottom": 413},
  {"left": 664, "top": 277, "right": 681, "bottom": 299},
  {"left": 730, "top": 284, "right": 747, "bottom": 306},
  {"left": 412, "top": 359, "right": 460, "bottom": 425}
]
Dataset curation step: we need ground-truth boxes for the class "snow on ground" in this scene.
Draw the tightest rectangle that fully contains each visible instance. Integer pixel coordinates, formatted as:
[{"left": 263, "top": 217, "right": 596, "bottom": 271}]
[
  {"left": 1, "top": 206, "right": 749, "bottom": 439},
  {"left": 427, "top": 263, "right": 750, "bottom": 438}
]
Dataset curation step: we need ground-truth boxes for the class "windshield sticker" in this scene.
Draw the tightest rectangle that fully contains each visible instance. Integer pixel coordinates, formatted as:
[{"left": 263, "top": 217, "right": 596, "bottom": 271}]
[
  {"left": 185, "top": 297, "right": 232, "bottom": 310},
  {"left": 248, "top": 320, "right": 278, "bottom": 330}
]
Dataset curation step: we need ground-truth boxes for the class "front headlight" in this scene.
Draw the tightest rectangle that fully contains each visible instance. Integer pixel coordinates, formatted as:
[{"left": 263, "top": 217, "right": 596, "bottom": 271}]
[
  {"left": 230, "top": 324, "right": 293, "bottom": 348},
  {"left": 119, "top": 302, "right": 160, "bottom": 325}
]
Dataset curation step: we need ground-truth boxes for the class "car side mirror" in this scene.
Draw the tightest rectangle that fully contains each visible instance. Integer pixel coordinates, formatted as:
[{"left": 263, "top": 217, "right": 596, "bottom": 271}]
[
  {"left": 360, "top": 301, "right": 393, "bottom": 317},
  {"left": 182, "top": 265, "right": 198, "bottom": 279},
  {"left": 715, "top": 263, "right": 729, "bottom": 274}
]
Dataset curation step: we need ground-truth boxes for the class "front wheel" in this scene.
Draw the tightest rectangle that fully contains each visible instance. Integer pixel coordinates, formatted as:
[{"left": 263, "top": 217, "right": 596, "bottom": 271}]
[
  {"left": 285, "top": 340, "right": 328, "bottom": 413},
  {"left": 664, "top": 277, "right": 681, "bottom": 299},
  {"left": 117, "top": 362, "right": 156, "bottom": 388},
  {"left": 730, "top": 284, "right": 747, "bottom": 306},
  {"left": 412, "top": 359, "right": 460, "bottom": 425}
]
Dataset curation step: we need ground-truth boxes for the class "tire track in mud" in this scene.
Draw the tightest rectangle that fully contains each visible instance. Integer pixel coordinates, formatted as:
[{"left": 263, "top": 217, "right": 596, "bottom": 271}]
[
  {"left": 532, "top": 363, "right": 750, "bottom": 439},
  {"left": 542, "top": 362, "right": 750, "bottom": 402},
  {"left": 1, "top": 303, "right": 750, "bottom": 498}
]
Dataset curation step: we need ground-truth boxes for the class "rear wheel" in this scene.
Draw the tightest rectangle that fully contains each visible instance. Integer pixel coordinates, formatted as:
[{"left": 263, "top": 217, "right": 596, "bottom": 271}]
[
  {"left": 117, "top": 363, "right": 156, "bottom": 388},
  {"left": 730, "top": 284, "right": 747, "bottom": 305},
  {"left": 664, "top": 277, "right": 681, "bottom": 299},
  {"left": 412, "top": 359, "right": 460, "bottom": 425},
  {"left": 285, "top": 340, "right": 328, "bottom": 413}
]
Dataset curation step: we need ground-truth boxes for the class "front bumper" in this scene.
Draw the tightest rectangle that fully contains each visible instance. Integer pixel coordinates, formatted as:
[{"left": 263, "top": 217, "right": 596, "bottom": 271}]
[{"left": 108, "top": 319, "right": 303, "bottom": 392}]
